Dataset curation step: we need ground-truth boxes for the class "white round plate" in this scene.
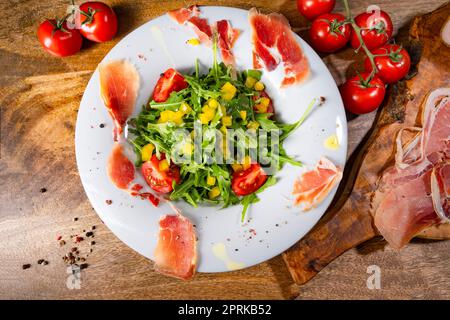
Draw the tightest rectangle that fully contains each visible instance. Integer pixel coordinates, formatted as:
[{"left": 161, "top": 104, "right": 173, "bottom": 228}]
[{"left": 75, "top": 6, "right": 347, "bottom": 273}]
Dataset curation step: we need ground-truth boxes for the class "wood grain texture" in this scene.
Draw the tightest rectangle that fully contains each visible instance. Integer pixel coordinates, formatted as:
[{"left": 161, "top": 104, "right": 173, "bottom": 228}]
[
  {"left": 1, "top": 0, "right": 449, "bottom": 300},
  {"left": 283, "top": 2, "right": 450, "bottom": 286}
]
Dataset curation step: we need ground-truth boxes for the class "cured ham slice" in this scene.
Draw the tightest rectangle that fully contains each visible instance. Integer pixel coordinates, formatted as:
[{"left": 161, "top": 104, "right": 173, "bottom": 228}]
[
  {"left": 374, "top": 165, "right": 442, "bottom": 249},
  {"left": 249, "top": 8, "right": 310, "bottom": 87},
  {"left": 372, "top": 88, "right": 450, "bottom": 249},
  {"left": 167, "top": 5, "right": 199, "bottom": 24},
  {"left": 154, "top": 214, "right": 197, "bottom": 280},
  {"left": 99, "top": 60, "right": 139, "bottom": 141},
  {"left": 216, "top": 20, "right": 240, "bottom": 66},
  {"left": 167, "top": 5, "right": 211, "bottom": 45},
  {"left": 292, "top": 157, "right": 343, "bottom": 211},
  {"left": 107, "top": 143, "right": 135, "bottom": 189},
  {"left": 187, "top": 16, "right": 213, "bottom": 45}
]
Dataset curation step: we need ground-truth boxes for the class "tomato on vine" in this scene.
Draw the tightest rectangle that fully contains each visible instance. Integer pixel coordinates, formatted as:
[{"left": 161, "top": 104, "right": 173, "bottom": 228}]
[
  {"left": 297, "top": 0, "right": 336, "bottom": 21},
  {"left": 79, "top": 1, "right": 118, "bottom": 43},
  {"left": 309, "top": 13, "right": 351, "bottom": 53},
  {"left": 37, "top": 19, "right": 82, "bottom": 57},
  {"left": 340, "top": 73, "right": 386, "bottom": 114},
  {"left": 350, "top": 10, "right": 393, "bottom": 51},
  {"left": 364, "top": 44, "right": 411, "bottom": 84}
]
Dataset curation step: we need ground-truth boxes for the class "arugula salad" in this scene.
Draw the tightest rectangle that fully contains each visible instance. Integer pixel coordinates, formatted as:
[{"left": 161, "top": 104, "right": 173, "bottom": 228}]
[{"left": 129, "top": 45, "right": 315, "bottom": 221}]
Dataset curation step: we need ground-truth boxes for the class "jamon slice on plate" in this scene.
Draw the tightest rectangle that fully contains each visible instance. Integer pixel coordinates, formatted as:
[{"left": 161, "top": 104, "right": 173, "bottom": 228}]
[
  {"left": 168, "top": 6, "right": 213, "bottom": 45},
  {"left": 187, "top": 16, "right": 213, "bottom": 45},
  {"left": 154, "top": 214, "right": 197, "bottom": 280},
  {"left": 99, "top": 60, "right": 139, "bottom": 141},
  {"left": 167, "top": 5, "right": 199, "bottom": 24},
  {"left": 372, "top": 88, "right": 450, "bottom": 249},
  {"left": 107, "top": 143, "right": 135, "bottom": 190},
  {"left": 293, "top": 157, "right": 343, "bottom": 211},
  {"left": 249, "top": 8, "right": 310, "bottom": 87},
  {"left": 216, "top": 20, "right": 240, "bottom": 66}
]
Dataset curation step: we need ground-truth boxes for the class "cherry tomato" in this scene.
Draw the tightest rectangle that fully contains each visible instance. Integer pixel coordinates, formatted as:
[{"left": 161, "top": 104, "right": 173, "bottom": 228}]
[
  {"left": 79, "top": 2, "right": 118, "bottom": 43},
  {"left": 153, "top": 68, "right": 189, "bottom": 102},
  {"left": 340, "top": 73, "right": 386, "bottom": 114},
  {"left": 37, "top": 19, "right": 82, "bottom": 57},
  {"left": 142, "top": 154, "right": 181, "bottom": 194},
  {"left": 297, "top": 0, "right": 336, "bottom": 21},
  {"left": 252, "top": 91, "right": 275, "bottom": 114},
  {"left": 309, "top": 13, "right": 351, "bottom": 53},
  {"left": 364, "top": 44, "right": 411, "bottom": 84},
  {"left": 231, "top": 164, "right": 268, "bottom": 196},
  {"left": 350, "top": 10, "right": 393, "bottom": 51}
]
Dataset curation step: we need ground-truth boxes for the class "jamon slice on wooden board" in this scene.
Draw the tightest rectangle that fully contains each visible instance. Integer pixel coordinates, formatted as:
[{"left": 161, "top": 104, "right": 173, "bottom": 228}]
[{"left": 282, "top": 3, "right": 450, "bottom": 285}]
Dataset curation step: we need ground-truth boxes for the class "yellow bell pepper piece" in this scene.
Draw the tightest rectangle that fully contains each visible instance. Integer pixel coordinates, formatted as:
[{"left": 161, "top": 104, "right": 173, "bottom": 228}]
[
  {"left": 208, "top": 186, "right": 221, "bottom": 199},
  {"left": 231, "top": 163, "right": 243, "bottom": 172},
  {"left": 180, "top": 102, "right": 192, "bottom": 114},
  {"left": 255, "top": 103, "right": 268, "bottom": 113},
  {"left": 254, "top": 81, "right": 265, "bottom": 91},
  {"left": 158, "top": 110, "right": 183, "bottom": 125},
  {"left": 220, "top": 105, "right": 227, "bottom": 116},
  {"left": 208, "top": 99, "right": 219, "bottom": 109},
  {"left": 222, "top": 116, "right": 232, "bottom": 127},
  {"left": 158, "top": 110, "right": 171, "bottom": 122},
  {"left": 242, "top": 155, "right": 252, "bottom": 170},
  {"left": 239, "top": 110, "right": 247, "bottom": 121},
  {"left": 221, "top": 82, "right": 237, "bottom": 101},
  {"left": 247, "top": 121, "right": 260, "bottom": 130},
  {"left": 202, "top": 105, "right": 215, "bottom": 118},
  {"left": 141, "top": 143, "right": 155, "bottom": 162},
  {"left": 245, "top": 76, "right": 257, "bottom": 88},
  {"left": 159, "top": 159, "right": 169, "bottom": 172},
  {"left": 260, "top": 97, "right": 270, "bottom": 107},
  {"left": 220, "top": 125, "right": 228, "bottom": 135},
  {"left": 204, "top": 108, "right": 215, "bottom": 119},
  {"left": 174, "top": 111, "right": 184, "bottom": 125},
  {"left": 207, "top": 175, "right": 216, "bottom": 186},
  {"left": 186, "top": 38, "right": 200, "bottom": 46},
  {"left": 199, "top": 113, "right": 211, "bottom": 124}
]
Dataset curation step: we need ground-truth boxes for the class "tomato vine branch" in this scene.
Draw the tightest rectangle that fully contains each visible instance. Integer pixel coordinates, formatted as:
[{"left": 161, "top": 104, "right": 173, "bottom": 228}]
[{"left": 342, "top": 0, "right": 378, "bottom": 83}]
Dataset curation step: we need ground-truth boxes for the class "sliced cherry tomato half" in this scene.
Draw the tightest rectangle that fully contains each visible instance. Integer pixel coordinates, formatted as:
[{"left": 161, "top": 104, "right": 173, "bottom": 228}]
[
  {"left": 142, "top": 154, "right": 181, "bottom": 194},
  {"left": 152, "top": 68, "right": 189, "bottom": 102},
  {"left": 231, "top": 163, "right": 268, "bottom": 196}
]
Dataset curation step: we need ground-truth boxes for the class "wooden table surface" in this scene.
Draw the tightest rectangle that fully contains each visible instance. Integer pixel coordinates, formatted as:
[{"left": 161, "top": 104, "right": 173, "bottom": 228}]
[{"left": 1, "top": 0, "right": 449, "bottom": 300}]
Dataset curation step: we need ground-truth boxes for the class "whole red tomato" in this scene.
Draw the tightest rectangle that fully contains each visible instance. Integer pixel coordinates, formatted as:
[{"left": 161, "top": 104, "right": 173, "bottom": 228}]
[
  {"left": 340, "top": 73, "right": 386, "bottom": 114},
  {"left": 79, "top": 2, "right": 118, "bottom": 42},
  {"left": 350, "top": 10, "right": 393, "bottom": 51},
  {"left": 297, "top": 0, "right": 336, "bottom": 21},
  {"left": 364, "top": 44, "right": 411, "bottom": 84},
  {"left": 309, "top": 13, "right": 351, "bottom": 53},
  {"left": 37, "top": 19, "right": 82, "bottom": 57}
]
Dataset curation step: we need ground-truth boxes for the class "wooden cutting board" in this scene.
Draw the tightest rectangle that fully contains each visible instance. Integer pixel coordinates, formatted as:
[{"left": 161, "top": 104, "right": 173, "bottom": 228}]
[{"left": 283, "top": 2, "right": 450, "bottom": 285}]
